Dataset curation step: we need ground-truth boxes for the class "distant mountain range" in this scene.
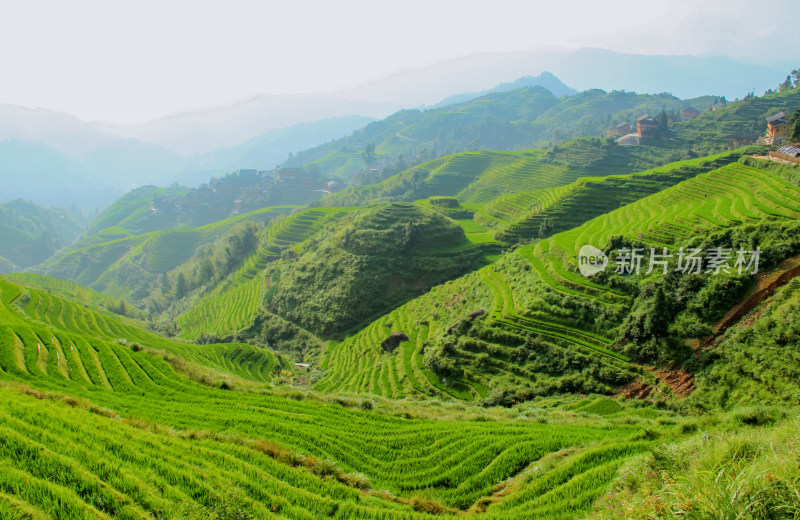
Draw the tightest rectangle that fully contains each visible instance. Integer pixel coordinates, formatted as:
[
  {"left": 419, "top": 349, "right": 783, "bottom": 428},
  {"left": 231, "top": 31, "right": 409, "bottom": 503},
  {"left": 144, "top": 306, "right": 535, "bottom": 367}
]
[
  {"left": 0, "top": 48, "right": 790, "bottom": 209},
  {"left": 429, "top": 72, "right": 577, "bottom": 108}
]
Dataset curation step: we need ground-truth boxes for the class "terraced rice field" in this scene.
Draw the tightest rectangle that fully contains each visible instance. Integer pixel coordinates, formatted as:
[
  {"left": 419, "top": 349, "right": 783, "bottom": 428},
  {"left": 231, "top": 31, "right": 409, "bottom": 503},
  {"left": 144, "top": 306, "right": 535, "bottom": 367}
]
[
  {"left": 177, "top": 207, "right": 357, "bottom": 340},
  {"left": 319, "top": 159, "right": 797, "bottom": 402},
  {"left": 532, "top": 161, "right": 800, "bottom": 300},
  {"left": 317, "top": 254, "right": 633, "bottom": 402},
  {"left": 456, "top": 151, "right": 582, "bottom": 204},
  {"left": 6, "top": 273, "right": 119, "bottom": 309},
  {"left": 488, "top": 150, "right": 743, "bottom": 243},
  {"left": 178, "top": 255, "right": 268, "bottom": 341},
  {"left": 0, "top": 275, "right": 654, "bottom": 519},
  {"left": 261, "top": 207, "right": 355, "bottom": 250},
  {"left": 484, "top": 184, "right": 572, "bottom": 224},
  {"left": 0, "top": 277, "right": 278, "bottom": 384}
]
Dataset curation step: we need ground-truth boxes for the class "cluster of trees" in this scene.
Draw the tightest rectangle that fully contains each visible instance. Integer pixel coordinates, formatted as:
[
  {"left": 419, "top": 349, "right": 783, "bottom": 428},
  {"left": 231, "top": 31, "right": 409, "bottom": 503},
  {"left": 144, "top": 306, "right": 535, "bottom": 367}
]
[
  {"left": 146, "top": 221, "right": 260, "bottom": 315},
  {"left": 265, "top": 204, "right": 484, "bottom": 337},
  {"left": 617, "top": 220, "right": 800, "bottom": 363},
  {"left": 424, "top": 317, "right": 635, "bottom": 407},
  {"left": 791, "top": 109, "right": 800, "bottom": 141}
]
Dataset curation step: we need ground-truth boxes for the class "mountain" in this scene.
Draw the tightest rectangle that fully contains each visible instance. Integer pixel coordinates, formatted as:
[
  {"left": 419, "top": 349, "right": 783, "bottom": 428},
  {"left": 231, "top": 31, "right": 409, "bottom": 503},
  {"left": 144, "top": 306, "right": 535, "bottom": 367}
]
[
  {"left": 0, "top": 116, "right": 377, "bottom": 209},
  {"left": 431, "top": 71, "right": 577, "bottom": 107},
  {"left": 177, "top": 115, "right": 375, "bottom": 186},
  {"left": 283, "top": 86, "right": 715, "bottom": 182},
  {"left": 0, "top": 104, "right": 116, "bottom": 157},
  {"left": 101, "top": 95, "right": 396, "bottom": 155},
  {"left": 0, "top": 49, "right": 787, "bottom": 211},
  {"left": 0, "top": 199, "right": 85, "bottom": 271},
  {"left": 0, "top": 140, "right": 118, "bottom": 209},
  {"left": 336, "top": 48, "right": 786, "bottom": 108}
]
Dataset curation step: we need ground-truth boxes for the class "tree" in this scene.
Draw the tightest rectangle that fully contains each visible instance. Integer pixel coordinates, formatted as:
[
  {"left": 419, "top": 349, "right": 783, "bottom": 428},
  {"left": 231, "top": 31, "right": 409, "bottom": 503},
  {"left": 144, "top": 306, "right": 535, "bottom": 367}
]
[
  {"left": 362, "top": 143, "right": 376, "bottom": 168},
  {"left": 779, "top": 75, "right": 793, "bottom": 92},
  {"left": 658, "top": 107, "right": 669, "bottom": 135},
  {"left": 791, "top": 109, "right": 800, "bottom": 141},
  {"left": 792, "top": 69, "right": 800, "bottom": 88},
  {"left": 538, "top": 219, "right": 552, "bottom": 238},
  {"left": 199, "top": 258, "right": 214, "bottom": 282},
  {"left": 175, "top": 272, "right": 188, "bottom": 299},
  {"left": 160, "top": 273, "right": 171, "bottom": 295}
]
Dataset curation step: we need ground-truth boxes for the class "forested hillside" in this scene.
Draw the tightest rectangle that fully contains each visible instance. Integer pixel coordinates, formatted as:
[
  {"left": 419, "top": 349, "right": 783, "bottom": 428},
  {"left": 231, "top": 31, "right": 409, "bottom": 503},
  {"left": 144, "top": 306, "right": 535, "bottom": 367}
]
[{"left": 0, "top": 200, "right": 85, "bottom": 271}]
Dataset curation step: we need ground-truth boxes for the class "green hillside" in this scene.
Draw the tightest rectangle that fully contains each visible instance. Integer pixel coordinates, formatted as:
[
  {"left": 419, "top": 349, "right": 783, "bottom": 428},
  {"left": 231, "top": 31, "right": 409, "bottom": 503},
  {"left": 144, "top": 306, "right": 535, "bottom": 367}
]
[
  {"left": 0, "top": 200, "right": 85, "bottom": 271},
  {"left": 177, "top": 207, "right": 355, "bottom": 341},
  {"left": 283, "top": 86, "right": 714, "bottom": 182},
  {"left": 77, "top": 171, "right": 334, "bottom": 249},
  {"left": 315, "top": 138, "right": 679, "bottom": 209},
  {"left": 176, "top": 203, "right": 500, "bottom": 354},
  {"left": 490, "top": 148, "right": 752, "bottom": 242},
  {"left": 675, "top": 87, "right": 800, "bottom": 151},
  {"left": 84, "top": 185, "right": 191, "bottom": 243},
  {"left": 34, "top": 205, "right": 296, "bottom": 301},
  {"left": 264, "top": 203, "right": 497, "bottom": 337},
  {"left": 316, "top": 157, "right": 800, "bottom": 404}
]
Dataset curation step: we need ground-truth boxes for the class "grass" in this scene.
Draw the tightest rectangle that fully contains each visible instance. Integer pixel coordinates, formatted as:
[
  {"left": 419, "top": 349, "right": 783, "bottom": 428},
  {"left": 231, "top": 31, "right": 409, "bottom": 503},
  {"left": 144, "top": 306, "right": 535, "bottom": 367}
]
[
  {"left": 0, "top": 273, "right": 669, "bottom": 519},
  {"left": 586, "top": 414, "right": 800, "bottom": 519},
  {"left": 492, "top": 150, "right": 746, "bottom": 243}
]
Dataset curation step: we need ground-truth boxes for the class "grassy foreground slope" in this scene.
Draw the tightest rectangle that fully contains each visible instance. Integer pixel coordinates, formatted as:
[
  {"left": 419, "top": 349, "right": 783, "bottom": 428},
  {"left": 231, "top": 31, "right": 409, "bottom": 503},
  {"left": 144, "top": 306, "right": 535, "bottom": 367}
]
[
  {"left": 0, "top": 274, "right": 670, "bottom": 519},
  {"left": 317, "top": 156, "right": 800, "bottom": 402}
]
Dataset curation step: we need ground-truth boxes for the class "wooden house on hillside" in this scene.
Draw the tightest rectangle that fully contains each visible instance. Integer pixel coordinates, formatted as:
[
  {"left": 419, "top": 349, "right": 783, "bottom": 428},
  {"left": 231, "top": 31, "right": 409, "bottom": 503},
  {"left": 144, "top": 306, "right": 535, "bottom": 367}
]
[
  {"left": 728, "top": 131, "right": 759, "bottom": 148},
  {"left": 636, "top": 115, "right": 659, "bottom": 138},
  {"left": 608, "top": 122, "right": 633, "bottom": 136},
  {"left": 766, "top": 112, "right": 790, "bottom": 144},
  {"left": 682, "top": 107, "right": 700, "bottom": 120},
  {"left": 772, "top": 145, "right": 800, "bottom": 164}
]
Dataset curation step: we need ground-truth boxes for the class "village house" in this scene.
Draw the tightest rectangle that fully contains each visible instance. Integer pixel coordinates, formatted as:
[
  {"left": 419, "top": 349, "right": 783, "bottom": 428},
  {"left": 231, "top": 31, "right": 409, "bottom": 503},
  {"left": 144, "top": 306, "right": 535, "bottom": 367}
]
[
  {"left": 682, "top": 107, "right": 700, "bottom": 120},
  {"left": 608, "top": 122, "right": 633, "bottom": 136},
  {"left": 766, "top": 112, "right": 790, "bottom": 144},
  {"left": 636, "top": 115, "right": 659, "bottom": 138},
  {"left": 728, "top": 131, "right": 759, "bottom": 148},
  {"left": 771, "top": 145, "right": 800, "bottom": 164}
]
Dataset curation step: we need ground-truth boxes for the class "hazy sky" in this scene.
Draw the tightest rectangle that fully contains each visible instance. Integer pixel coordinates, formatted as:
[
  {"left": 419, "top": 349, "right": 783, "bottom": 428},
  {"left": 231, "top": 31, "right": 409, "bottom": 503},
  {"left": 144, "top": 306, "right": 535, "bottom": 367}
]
[{"left": 1, "top": 0, "right": 796, "bottom": 124}]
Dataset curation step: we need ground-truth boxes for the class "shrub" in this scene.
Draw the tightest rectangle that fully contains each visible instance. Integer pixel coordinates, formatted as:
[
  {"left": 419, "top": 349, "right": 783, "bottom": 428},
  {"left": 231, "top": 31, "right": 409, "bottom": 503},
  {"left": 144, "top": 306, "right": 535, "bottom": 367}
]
[
  {"left": 731, "top": 406, "right": 784, "bottom": 426},
  {"left": 338, "top": 472, "right": 372, "bottom": 490},
  {"left": 409, "top": 497, "right": 447, "bottom": 514}
]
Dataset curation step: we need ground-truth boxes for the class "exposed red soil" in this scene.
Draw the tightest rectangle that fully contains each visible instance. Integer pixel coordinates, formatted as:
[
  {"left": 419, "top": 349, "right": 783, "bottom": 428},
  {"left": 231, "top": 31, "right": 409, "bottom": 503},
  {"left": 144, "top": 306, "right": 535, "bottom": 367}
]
[{"left": 616, "top": 366, "right": 695, "bottom": 399}]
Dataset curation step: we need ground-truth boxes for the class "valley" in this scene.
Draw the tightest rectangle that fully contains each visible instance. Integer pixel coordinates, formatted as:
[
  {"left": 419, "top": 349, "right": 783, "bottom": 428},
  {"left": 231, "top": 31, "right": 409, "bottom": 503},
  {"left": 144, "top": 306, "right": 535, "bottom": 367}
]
[{"left": 1, "top": 58, "right": 799, "bottom": 519}]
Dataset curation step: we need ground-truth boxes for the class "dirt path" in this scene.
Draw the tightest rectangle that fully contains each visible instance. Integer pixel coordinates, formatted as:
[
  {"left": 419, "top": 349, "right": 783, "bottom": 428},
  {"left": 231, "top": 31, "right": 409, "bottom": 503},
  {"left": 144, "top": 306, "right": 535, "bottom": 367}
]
[
  {"left": 616, "top": 366, "right": 695, "bottom": 399},
  {"left": 618, "top": 254, "right": 800, "bottom": 401},
  {"left": 752, "top": 154, "right": 798, "bottom": 166},
  {"left": 712, "top": 253, "right": 800, "bottom": 337}
]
